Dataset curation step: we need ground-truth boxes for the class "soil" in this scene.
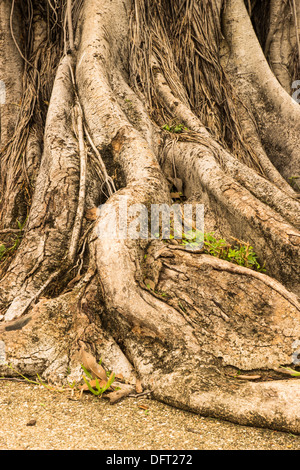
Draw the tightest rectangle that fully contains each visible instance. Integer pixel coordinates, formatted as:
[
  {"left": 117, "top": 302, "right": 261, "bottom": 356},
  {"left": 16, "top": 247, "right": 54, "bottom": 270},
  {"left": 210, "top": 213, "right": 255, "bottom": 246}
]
[{"left": 0, "top": 381, "right": 299, "bottom": 450}]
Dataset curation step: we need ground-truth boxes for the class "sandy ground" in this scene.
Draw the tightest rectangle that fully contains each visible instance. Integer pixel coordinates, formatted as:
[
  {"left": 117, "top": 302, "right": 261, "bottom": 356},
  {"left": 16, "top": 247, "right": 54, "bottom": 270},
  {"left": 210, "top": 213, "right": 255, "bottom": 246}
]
[{"left": 0, "top": 380, "right": 299, "bottom": 450}]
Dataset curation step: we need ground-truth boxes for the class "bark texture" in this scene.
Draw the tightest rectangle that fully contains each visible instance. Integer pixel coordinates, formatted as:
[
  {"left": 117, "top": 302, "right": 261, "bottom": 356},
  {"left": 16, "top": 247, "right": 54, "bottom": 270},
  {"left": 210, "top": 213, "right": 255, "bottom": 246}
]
[{"left": 0, "top": 0, "right": 300, "bottom": 434}]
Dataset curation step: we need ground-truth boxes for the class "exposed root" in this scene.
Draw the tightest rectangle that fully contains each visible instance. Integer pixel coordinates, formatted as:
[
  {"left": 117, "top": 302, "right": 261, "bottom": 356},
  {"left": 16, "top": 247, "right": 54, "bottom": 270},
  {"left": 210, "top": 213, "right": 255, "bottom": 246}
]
[
  {"left": 222, "top": 0, "right": 300, "bottom": 181},
  {"left": 0, "top": 272, "right": 135, "bottom": 384},
  {"left": 0, "top": 57, "right": 78, "bottom": 318},
  {"left": 1, "top": 0, "right": 300, "bottom": 436},
  {"left": 171, "top": 252, "right": 300, "bottom": 313},
  {"left": 149, "top": 63, "right": 300, "bottom": 293},
  {"left": 162, "top": 139, "right": 300, "bottom": 295},
  {"left": 263, "top": 0, "right": 300, "bottom": 91},
  {"left": 67, "top": 96, "right": 87, "bottom": 264},
  {"left": 153, "top": 57, "right": 297, "bottom": 198},
  {"left": 152, "top": 373, "right": 300, "bottom": 435}
]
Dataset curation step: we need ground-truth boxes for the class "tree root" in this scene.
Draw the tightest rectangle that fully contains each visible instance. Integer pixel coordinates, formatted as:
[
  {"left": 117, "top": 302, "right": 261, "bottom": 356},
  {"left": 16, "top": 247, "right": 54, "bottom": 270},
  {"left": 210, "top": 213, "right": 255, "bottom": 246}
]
[
  {"left": 0, "top": 271, "right": 135, "bottom": 384},
  {"left": 222, "top": 0, "right": 300, "bottom": 181},
  {"left": 1, "top": 0, "right": 300, "bottom": 436},
  {"left": 0, "top": 56, "right": 79, "bottom": 318},
  {"left": 151, "top": 64, "right": 300, "bottom": 293}
]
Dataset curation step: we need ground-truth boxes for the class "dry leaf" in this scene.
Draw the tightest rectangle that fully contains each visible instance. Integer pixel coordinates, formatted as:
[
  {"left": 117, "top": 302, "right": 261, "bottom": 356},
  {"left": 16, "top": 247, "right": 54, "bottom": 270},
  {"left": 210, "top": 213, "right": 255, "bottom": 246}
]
[
  {"left": 145, "top": 279, "right": 155, "bottom": 290},
  {"left": 115, "top": 373, "right": 124, "bottom": 382},
  {"left": 135, "top": 379, "right": 143, "bottom": 394},
  {"left": 138, "top": 404, "right": 149, "bottom": 410},
  {"left": 131, "top": 325, "right": 157, "bottom": 339},
  {"left": 80, "top": 378, "right": 107, "bottom": 391},
  {"left": 85, "top": 207, "right": 98, "bottom": 220},
  {"left": 79, "top": 342, "right": 107, "bottom": 381},
  {"left": 170, "top": 192, "right": 181, "bottom": 199},
  {"left": 173, "top": 177, "right": 183, "bottom": 193}
]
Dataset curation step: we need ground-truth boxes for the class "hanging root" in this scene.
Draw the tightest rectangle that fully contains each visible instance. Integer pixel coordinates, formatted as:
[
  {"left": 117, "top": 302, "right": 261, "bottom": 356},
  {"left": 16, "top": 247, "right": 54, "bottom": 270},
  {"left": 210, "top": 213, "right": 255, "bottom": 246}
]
[
  {"left": 130, "top": 0, "right": 272, "bottom": 174},
  {"left": 1, "top": 56, "right": 79, "bottom": 320},
  {"left": 68, "top": 98, "right": 87, "bottom": 264},
  {"left": 0, "top": 0, "right": 114, "bottom": 318},
  {"left": 0, "top": 0, "right": 85, "bottom": 228}
]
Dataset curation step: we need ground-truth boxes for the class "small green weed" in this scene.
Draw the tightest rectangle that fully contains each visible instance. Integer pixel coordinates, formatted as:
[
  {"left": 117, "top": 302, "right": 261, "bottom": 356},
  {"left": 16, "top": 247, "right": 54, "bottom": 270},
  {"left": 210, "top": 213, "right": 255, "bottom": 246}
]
[
  {"left": 81, "top": 364, "right": 115, "bottom": 396},
  {"left": 1, "top": 362, "right": 117, "bottom": 399},
  {"left": 2, "top": 363, "right": 65, "bottom": 391},
  {"left": 288, "top": 175, "right": 300, "bottom": 192},
  {"left": 162, "top": 123, "right": 188, "bottom": 134},
  {"left": 279, "top": 366, "right": 300, "bottom": 377},
  {"left": 0, "top": 218, "right": 27, "bottom": 264},
  {"left": 180, "top": 229, "right": 204, "bottom": 250},
  {"left": 180, "top": 230, "right": 266, "bottom": 272}
]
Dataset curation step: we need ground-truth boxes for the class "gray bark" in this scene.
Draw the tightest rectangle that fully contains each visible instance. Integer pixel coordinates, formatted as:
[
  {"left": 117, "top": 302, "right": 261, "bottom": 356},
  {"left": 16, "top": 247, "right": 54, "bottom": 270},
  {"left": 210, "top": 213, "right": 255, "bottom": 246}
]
[{"left": 0, "top": 0, "right": 299, "bottom": 435}]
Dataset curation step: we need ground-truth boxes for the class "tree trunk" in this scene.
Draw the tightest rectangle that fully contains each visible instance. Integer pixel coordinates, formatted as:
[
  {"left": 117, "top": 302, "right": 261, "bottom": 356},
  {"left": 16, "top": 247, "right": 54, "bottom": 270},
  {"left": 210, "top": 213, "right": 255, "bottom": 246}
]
[{"left": 0, "top": 0, "right": 300, "bottom": 434}]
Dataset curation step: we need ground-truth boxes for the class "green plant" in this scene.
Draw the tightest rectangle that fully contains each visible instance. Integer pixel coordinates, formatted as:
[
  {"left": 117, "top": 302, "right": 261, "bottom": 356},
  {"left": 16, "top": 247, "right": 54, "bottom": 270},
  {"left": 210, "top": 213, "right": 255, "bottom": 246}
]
[
  {"left": 155, "top": 290, "right": 169, "bottom": 298},
  {"left": 178, "top": 301, "right": 187, "bottom": 313},
  {"left": 181, "top": 229, "right": 204, "bottom": 250},
  {"left": 0, "top": 218, "right": 27, "bottom": 263},
  {"left": 205, "top": 233, "right": 266, "bottom": 272},
  {"left": 288, "top": 175, "right": 300, "bottom": 191},
  {"left": 280, "top": 366, "right": 300, "bottom": 377},
  {"left": 1, "top": 362, "right": 117, "bottom": 398},
  {"left": 162, "top": 123, "right": 188, "bottom": 134},
  {"left": 203, "top": 232, "right": 228, "bottom": 257},
  {"left": 153, "top": 225, "right": 265, "bottom": 272},
  {"left": 2, "top": 363, "right": 64, "bottom": 391},
  {"left": 81, "top": 363, "right": 115, "bottom": 396},
  {"left": 179, "top": 231, "right": 266, "bottom": 272},
  {"left": 0, "top": 244, "right": 6, "bottom": 259},
  {"left": 0, "top": 237, "right": 20, "bottom": 263}
]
